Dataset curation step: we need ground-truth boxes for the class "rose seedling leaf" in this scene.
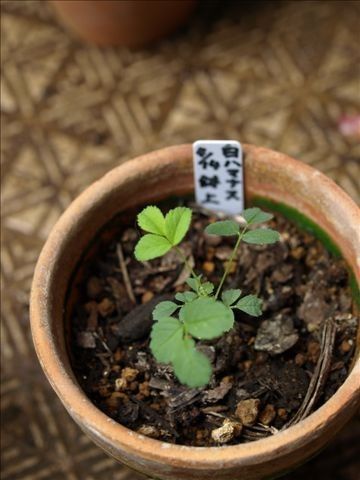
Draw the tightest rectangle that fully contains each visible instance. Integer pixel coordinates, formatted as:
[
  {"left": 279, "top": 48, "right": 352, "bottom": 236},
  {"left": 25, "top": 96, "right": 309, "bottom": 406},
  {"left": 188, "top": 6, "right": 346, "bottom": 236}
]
[
  {"left": 152, "top": 301, "right": 179, "bottom": 321},
  {"left": 201, "top": 282, "right": 214, "bottom": 295},
  {"left": 243, "top": 228, "right": 280, "bottom": 245},
  {"left": 235, "top": 294, "right": 262, "bottom": 316},
  {"left": 165, "top": 207, "right": 192, "bottom": 245},
  {"left": 180, "top": 297, "right": 234, "bottom": 340},
  {"left": 205, "top": 220, "right": 239, "bottom": 236},
  {"left": 137, "top": 206, "right": 165, "bottom": 235},
  {"left": 175, "top": 291, "right": 197, "bottom": 303},
  {"left": 172, "top": 337, "right": 212, "bottom": 388},
  {"left": 150, "top": 316, "right": 184, "bottom": 363},
  {"left": 242, "top": 207, "right": 273, "bottom": 225},
  {"left": 222, "top": 289, "right": 242, "bottom": 306},
  {"left": 186, "top": 277, "right": 199, "bottom": 292},
  {"left": 134, "top": 234, "right": 172, "bottom": 261}
]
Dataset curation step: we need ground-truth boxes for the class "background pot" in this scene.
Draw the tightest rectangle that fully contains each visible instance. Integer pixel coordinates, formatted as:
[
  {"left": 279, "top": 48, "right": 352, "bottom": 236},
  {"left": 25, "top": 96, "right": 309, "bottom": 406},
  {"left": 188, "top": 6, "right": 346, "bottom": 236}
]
[
  {"left": 30, "top": 144, "right": 360, "bottom": 480},
  {"left": 50, "top": 0, "right": 197, "bottom": 47}
]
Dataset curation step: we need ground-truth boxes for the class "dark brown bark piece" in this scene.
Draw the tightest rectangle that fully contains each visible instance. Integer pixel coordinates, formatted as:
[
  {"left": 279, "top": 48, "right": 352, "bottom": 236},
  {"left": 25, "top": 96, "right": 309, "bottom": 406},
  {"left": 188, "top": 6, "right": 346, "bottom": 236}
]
[{"left": 112, "top": 294, "right": 173, "bottom": 343}]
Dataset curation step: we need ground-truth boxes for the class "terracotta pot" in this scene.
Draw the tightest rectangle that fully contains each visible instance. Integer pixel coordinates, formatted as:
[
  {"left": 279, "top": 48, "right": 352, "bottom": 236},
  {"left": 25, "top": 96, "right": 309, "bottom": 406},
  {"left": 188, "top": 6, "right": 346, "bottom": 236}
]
[
  {"left": 30, "top": 144, "right": 360, "bottom": 480},
  {"left": 50, "top": 0, "right": 197, "bottom": 47}
]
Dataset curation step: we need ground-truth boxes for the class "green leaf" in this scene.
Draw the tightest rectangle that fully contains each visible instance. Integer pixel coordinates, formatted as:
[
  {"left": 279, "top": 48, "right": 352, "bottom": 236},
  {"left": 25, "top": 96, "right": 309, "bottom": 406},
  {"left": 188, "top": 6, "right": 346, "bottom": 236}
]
[
  {"left": 165, "top": 207, "right": 192, "bottom": 245},
  {"left": 242, "top": 207, "right": 273, "bottom": 225},
  {"left": 137, "top": 206, "right": 165, "bottom": 235},
  {"left": 235, "top": 294, "right": 262, "bottom": 316},
  {"left": 201, "top": 282, "right": 214, "bottom": 295},
  {"left": 172, "top": 337, "right": 212, "bottom": 388},
  {"left": 180, "top": 297, "right": 234, "bottom": 340},
  {"left": 134, "top": 234, "right": 172, "bottom": 261},
  {"left": 175, "top": 291, "right": 197, "bottom": 303},
  {"left": 243, "top": 228, "right": 280, "bottom": 245},
  {"left": 152, "top": 301, "right": 179, "bottom": 321},
  {"left": 150, "top": 316, "right": 184, "bottom": 363},
  {"left": 205, "top": 220, "right": 239, "bottom": 236},
  {"left": 221, "top": 289, "right": 242, "bottom": 306},
  {"left": 186, "top": 277, "right": 199, "bottom": 292}
]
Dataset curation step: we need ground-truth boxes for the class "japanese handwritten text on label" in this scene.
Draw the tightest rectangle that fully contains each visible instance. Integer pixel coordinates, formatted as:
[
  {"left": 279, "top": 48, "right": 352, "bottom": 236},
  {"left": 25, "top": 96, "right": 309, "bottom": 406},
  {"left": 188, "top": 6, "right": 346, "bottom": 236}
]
[{"left": 193, "top": 140, "right": 244, "bottom": 215}]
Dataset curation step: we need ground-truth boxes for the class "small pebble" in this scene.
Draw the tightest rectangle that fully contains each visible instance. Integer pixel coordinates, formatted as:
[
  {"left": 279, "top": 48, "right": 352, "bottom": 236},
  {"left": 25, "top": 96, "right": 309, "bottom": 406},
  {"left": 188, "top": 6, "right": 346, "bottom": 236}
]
[
  {"left": 142, "top": 291, "right": 154, "bottom": 303},
  {"left": 137, "top": 425, "right": 160, "bottom": 439},
  {"left": 242, "top": 360, "right": 253, "bottom": 371},
  {"left": 76, "top": 331, "right": 96, "bottom": 349},
  {"left": 106, "top": 392, "right": 127, "bottom": 408},
  {"left": 115, "top": 377, "right": 127, "bottom": 391},
  {"left": 114, "top": 348, "right": 123, "bottom": 362},
  {"left": 290, "top": 246, "right": 305, "bottom": 260},
  {"left": 86, "top": 276, "right": 102, "bottom": 299},
  {"left": 258, "top": 404, "right": 276, "bottom": 426},
  {"left": 121, "top": 367, "right": 139, "bottom": 382},
  {"left": 196, "top": 430, "right": 205, "bottom": 441},
  {"left": 206, "top": 247, "right": 216, "bottom": 261},
  {"left": 295, "top": 353, "right": 306, "bottom": 366},
  {"left": 235, "top": 399, "right": 260, "bottom": 426},
  {"left": 277, "top": 408, "right": 288, "bottom": 420},
  {"left": 203, "top": 261, "right": 215, "bottom": 274},
  {"left": 307, "top": 341, "right": 320, "bottom": 363},
  {"left": 97, "top": 297, "right": 115, "bottom": 317},
  {"left": 211, "top": 418, "right": 242, "bottom": 444},
  {"left": 139, "top": 381, "right": 150, "bottom": 397},
  {"left": 340, "top": 339, "right": 352, "bottom": 353}
]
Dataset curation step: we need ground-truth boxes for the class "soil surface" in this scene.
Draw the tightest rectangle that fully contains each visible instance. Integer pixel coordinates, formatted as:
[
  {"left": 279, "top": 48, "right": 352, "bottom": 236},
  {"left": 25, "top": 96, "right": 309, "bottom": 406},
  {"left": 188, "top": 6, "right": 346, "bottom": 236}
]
[{"left": 69, "top": 204, "right": 358, "bottom": 446}]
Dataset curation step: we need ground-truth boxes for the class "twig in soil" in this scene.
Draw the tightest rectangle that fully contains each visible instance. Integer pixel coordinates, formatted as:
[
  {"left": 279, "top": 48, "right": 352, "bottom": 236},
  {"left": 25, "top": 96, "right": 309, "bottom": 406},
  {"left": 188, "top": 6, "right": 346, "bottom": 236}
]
[
  {"left": 167, "top": 388, "right": 202, "bottom": 411},
  {"left": 116, "top": 243, "right": 136, "bottom": 304},
  {"left": 242, "top": 424, "right": 278, "bottom": 441},
  {"left": 282, "top": 317, "right": 337, "bottom": 429},
  {"left": 93, "top": 331, "right": 113, "bottom": 356}
]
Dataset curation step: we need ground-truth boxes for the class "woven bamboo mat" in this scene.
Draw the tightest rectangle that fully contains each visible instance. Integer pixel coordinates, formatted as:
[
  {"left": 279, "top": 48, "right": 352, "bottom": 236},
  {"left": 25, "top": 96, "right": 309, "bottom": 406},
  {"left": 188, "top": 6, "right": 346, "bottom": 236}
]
[{"left": 1, "top": 1, "right": 359, "bottom": 479}]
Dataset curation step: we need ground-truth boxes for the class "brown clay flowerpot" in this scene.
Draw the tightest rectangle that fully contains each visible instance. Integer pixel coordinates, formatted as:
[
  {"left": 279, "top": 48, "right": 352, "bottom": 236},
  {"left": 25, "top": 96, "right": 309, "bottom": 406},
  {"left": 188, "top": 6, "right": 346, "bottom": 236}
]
[
  {"left": 50, "top": 0, "right": 197, "bottom": 47},
  {"left": 30, "top": 144, "right": 360, "bottom": 480}
]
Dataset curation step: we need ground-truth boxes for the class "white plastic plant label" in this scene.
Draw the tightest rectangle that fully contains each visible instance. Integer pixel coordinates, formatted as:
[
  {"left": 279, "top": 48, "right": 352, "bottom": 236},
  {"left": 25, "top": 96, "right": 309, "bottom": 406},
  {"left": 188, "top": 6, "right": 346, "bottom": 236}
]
[{"left": 193, "top": 140, "right": 244, "bottom": 215}]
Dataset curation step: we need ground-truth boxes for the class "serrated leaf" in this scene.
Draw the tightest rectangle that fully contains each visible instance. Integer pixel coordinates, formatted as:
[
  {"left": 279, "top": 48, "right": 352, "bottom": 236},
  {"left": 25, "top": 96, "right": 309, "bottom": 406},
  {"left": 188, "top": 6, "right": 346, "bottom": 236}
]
[
  {"left": 235, "top": 295, "right": 262, "bottom": 316},
  {"left": 134, "top": 234, "right": 172, "bottom": 261},
  {"left": 150, "top": 317, "right": 184, "bottom": 363},
  {"left": 242, "top": 207, "right": 273, "bottom": 225},
  {"left": 180, "top": 297, "right": 234, "bottom": 340},
  {"left": 137, "top": 206, "right": 165, "bottom": 235},
  {"left": 175, "top": 291, "right": 197, "bottom": 303},
  {"left": 243, "top": 228, "right": 280, "bottom": 245},
  {"left": 221, "top": 289, "right": 242, "bottom": 306},
  {"left": 153, "top": 301, "right": 179, "bottom": 321},
  {"left": 165, "top": 207, "right": 192, "bottom": 245},
  {"left": 205, "top": 220, "right": 239, "bottom": 236},
  {"left": 186, "top": 277, "right": 199, "bottom": 292},
  {"left": 172, "top": 337, "right": 212, "bottom": 388},
  {"left": 201, "top": 282, "right": 214, "bottom": 295}
]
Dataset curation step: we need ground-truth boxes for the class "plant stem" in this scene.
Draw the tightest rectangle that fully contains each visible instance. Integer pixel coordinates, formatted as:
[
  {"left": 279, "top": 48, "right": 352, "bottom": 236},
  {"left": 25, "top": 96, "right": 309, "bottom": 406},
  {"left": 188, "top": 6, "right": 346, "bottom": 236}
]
[{"left": 215, "top": 227, "right": 247, "bottom": 299}]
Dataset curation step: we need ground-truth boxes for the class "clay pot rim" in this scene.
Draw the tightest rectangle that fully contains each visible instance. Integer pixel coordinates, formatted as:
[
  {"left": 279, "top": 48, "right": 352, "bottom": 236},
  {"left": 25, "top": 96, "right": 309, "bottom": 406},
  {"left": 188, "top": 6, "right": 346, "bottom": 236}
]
[{"left": 31, "top": 144, "right": 360, "bottom": 469}]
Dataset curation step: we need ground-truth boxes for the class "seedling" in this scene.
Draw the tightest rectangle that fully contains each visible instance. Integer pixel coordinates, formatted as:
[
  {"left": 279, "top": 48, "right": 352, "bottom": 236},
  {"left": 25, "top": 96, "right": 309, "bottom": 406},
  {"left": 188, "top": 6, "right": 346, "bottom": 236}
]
[{"left": 134, "top": 206, "right": 280, "bottom": 388}]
